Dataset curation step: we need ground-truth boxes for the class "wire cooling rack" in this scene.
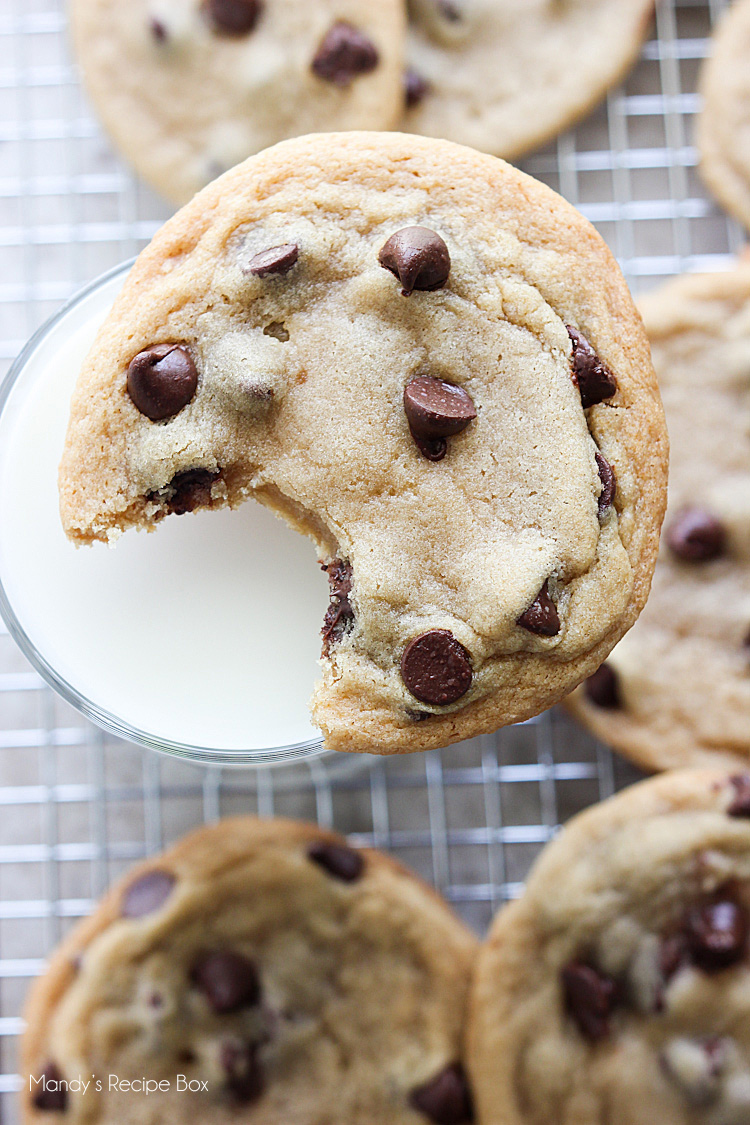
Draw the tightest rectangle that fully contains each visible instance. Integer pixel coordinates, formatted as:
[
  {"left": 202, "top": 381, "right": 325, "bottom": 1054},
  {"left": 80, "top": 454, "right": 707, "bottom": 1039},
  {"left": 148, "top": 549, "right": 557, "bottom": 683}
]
[{"left": 0, "top": 0, "right": 744, "bottom": 1118}]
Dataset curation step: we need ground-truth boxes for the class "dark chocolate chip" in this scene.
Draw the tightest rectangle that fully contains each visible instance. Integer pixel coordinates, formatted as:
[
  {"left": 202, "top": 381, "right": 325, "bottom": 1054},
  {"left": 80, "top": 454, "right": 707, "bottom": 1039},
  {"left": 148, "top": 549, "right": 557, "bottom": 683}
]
[
  {"left": 584, "top": 663, "right": 620, "bottom": 709},
  {"left": 410, "top": 1063, "right": 474, "bottom": 1124},
  {"left": 149, "top": 16, "right": 168, "bottom": 42},
  {"left": 412, "top": 432, "right": 448, "bottom": 461},
  {"left": 595, "top": 452, "right": 616, "bottom": 514},
  {"left": 127, "top": 344, "right": 198, "bottom": 421},
  {"left": 561, "top": 961, "right": 618, "bottom": 1040},
  {"left": 401, "top": 630, "right": 472, "bottom": 706},
  {"left": 166, "top": 469, "right": 220, "bottom": 515},
  {"left": 404, "top": 67, "right": 430, "bottom": 108},
  {"left": 32, "top": 1063, "right": 68, "bottom": 1112},
  {"left": 121, "top": 869, "right": 175, "bottom": 918},
  {"left": 220, "top": 1040, "right": 264, "bottom": 1104},
  {"left": 311, "top": 22, "right": 378, "bottom": 86},
  {"left": 321, "top": 560, "right": 354, "bottom": 654},
  {"left": 307, "top": 840, "right": 364, "bottom": 883},
  {"left": 203, "top": 0, "right": 262, "bottom": 36},
  {"left": 191, "top": 951, "right": 261, "bottom": 1014},
  {"left": 686, "top": 897, "right": 748, "bottom": 972},
  {"left": 728, "top": 774, "right": 750, "bottom": 818},
  {"left": 517, "top": 580, "right": 561, "bottom": 637},
  {"left": 566, "top": 326, "right": 617, "bottom": 408},
  {"left": 667, "top": 508, "right": 726, "bottom": 563},
  {"left": 437, "top": 0, "right": 462, "bottom": 19},
  {"left": 379, "top": 227, "right": 451, "bottom": 296},
  {"left": 247, "top": 243, "right": 298, "bottom": 278},
  {"left": 404, "top": 376, "right": 477, "bottom": 455}
]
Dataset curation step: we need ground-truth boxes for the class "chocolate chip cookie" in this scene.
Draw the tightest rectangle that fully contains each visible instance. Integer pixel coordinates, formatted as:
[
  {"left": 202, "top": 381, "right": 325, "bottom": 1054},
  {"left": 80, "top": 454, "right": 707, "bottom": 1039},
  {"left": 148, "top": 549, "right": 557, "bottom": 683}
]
[
  {"left": 58, "top": 131, "right": 668, "bottom": 755},
  {"left": 71, "top": 0, "right": 405, "bottom": 203},
  {"left": 22, "top": 817, "right": 476, "bottom": 1124},
  {"left": 469, "top": 769, "right": 750, "bottom": 1125},
  {"left": 402, "top": 0, "right": 655, "bottom": 160},
  {"left": 568, "top": 266, "right": 750, "bottom": 771},
  {"left": 699, "top": 0, "right": 750, "bottom": 231}
]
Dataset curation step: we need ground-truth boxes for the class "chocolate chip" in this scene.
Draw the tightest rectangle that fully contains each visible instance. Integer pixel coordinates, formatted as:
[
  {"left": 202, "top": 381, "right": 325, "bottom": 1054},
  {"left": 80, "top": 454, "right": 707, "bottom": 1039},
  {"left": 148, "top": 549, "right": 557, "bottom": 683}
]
[
  {"left": 686, "top": 897, "right": 748, "bottom": 972},
  {"left": 561, "top": 961, "right": 618, "bottom": 1040},
  {"left": 667, "top": 508, "right": 726, "bottom": 563},
  {"left": 566, "top": 326, "right": 617, "bottom": 408},
  {"left": 321, "top": 560, "right": 354, "bottom": 654},
  {"left": 203, "top": 0, "right": 262, "bottom": 36},
  {"left": 311, "top": 22, "right": 378, "bottom": 86},
  {"left": 403, "top": 377, "right": 476, "bottom": 461},
  {"left": 127, "top": 344, "right": 198, "bottom": 421},
  {"left": 584, "top": 663, "right": 620, "bottom": 709},
  {"left": 404, "top": 67, "right": 430, "bottom": 108},
  {"left": 32, "top": 1063, "right": 68, "bottom": 1112},
  {"left": 595, "top": 452, "right": 616, "bottom": 514},
  {"left": 660, "top": 931, "right": 689, "bottom": 984},
  {"left": 192, "top": 952, "right": 261, "bottom": 1014},
  {"left": 149, "top": 16, "right": 168, "bottom": 42},
  {"left": 401, "top": 630, "right": 472, "bottom": 706},
  {"left": 379, "top": 227, "right": 451, "bottom": 296},
  {"left": 517, "top": 580, "right": 560, "bottom": 637},
  {"left": 166, "top": 469, "right": 220, "bottom": 515},
  {"left": 121, "top": 870, "right": 175, "bottom": 918},
  {"left": 307, "top": 840, "right": 364, "bottom": 882},
  {"left": 220, "top": 1040, "right": 264, "bottom": 1104},
  {"left": 410, "top": 1063, "right": 474, "bottom": 1124},
  {"left": 437, "top": 0, "right": 462, "bottom": 18},
  {"left": 246, "top": 243, "right": 298, "bottom": 278},
  {"left": 728, "top": 775, "right": 750, "bottom": 818},
  {"left": 412, "top": 433, "right": 448, "bottom": 461}
]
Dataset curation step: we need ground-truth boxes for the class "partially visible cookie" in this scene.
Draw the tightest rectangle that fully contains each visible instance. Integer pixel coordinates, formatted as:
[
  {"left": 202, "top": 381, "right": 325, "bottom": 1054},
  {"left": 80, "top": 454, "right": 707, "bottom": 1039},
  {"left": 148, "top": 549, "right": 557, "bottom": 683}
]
[
  {"left": 568, "top": 266, "right": 750, "bottom": 772},
  {"left": 469, "top": 768, "right": 750, "bottom": 1125},
  {"left": 57, "top": 132, "right": 668, "bottom": 756},
  {"left": 699, "top": 0, "right": 750, "bottom": 231},
  {"left": 401, "top": 0, "right": 655, "bottom": 160},
  {"left": 22, "top": 817, "right": 477, "bottom": 1124},
  {"left": 71, "top": 0, "right": 405, "bottom": 204}
]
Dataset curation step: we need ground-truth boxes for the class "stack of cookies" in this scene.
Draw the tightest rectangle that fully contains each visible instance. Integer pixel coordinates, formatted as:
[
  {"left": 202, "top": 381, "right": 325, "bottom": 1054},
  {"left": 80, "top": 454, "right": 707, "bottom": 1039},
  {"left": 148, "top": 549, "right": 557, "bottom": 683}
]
[{"left": 71, "top": 0, "right": 657, "bottom": 204}]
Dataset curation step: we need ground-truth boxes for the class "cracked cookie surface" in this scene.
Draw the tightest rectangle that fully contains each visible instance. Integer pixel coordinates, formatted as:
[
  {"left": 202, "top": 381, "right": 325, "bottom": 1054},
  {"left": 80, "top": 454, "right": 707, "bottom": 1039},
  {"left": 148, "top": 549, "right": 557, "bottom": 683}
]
[
  {"left": 22, "top": 817, "right": 476, "bottom": 1125},
  {"left": 58, "top": 131, "right": 667, "bottom": 755},
  {"left": 469, "top": 769, "right": 750, "bottom": 1125},
  {"left": 71, "top": 0, "right": 405, "bottom": 204},
  {"left": 401, "top": 0, "right": 655, "bottom": 160},
  {"left": 568, "top": 266, "right": 750, "bottom": 771}
]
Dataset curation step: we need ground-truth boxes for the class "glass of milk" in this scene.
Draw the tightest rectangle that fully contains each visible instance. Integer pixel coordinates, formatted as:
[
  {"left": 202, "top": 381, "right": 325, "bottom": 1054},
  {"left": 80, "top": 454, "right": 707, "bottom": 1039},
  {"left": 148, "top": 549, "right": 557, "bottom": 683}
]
[{"left": 0, "top": 262, "right": 340, "bottom": 767}]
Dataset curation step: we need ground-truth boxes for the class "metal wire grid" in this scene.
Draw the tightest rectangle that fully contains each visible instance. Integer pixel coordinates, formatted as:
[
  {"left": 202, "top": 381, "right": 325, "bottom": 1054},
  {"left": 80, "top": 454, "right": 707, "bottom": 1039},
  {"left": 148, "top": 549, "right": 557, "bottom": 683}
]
[{"left": 0, "top": 0, "right": 744, "bottom": 1118}]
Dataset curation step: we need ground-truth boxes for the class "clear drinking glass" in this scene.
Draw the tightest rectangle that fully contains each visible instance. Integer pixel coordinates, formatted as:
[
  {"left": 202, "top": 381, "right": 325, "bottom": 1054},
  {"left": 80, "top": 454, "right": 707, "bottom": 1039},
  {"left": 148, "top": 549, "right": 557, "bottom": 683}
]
[{"left": 0, "top": 262, "right": 355, "bottom": 769}]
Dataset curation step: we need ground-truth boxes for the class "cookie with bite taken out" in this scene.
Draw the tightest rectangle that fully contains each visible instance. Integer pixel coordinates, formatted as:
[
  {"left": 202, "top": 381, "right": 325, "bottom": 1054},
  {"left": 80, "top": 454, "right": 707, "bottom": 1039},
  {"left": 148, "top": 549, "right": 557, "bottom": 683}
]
[{"left": 58, "top": 131, "right": 667, "bottom": 755}]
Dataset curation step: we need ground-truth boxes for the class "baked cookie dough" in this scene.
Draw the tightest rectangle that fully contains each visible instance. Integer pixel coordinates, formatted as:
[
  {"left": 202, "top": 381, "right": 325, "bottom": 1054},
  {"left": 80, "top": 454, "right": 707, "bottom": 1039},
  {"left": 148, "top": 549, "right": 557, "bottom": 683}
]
[
  {"left": 58, "top": 131, "right": 668, "bottom": 755},
  {"left": 401, "top": 0, "right": 655, "bottom": 160},
  {"left": 71, "top": 0, "right": 405, "bottom": 204},
  {"left": 469, "top": 768, "right": 750, "bottom": 1125},
  {"left": 699, "top": 0, "right": 750, "bottom": 231},
  {"left": 22, "top": 817, "right": 477, "bottom": 1124},
  {"left": 568, "top": 266, "right": 750, "bottom": 771}
]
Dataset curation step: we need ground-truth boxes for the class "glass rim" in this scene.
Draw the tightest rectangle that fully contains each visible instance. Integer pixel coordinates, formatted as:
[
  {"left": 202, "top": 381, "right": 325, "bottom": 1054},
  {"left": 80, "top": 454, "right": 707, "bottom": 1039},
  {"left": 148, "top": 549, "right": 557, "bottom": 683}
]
[{"left": 0, "top": 260, "right": 330, "bottom": 769}]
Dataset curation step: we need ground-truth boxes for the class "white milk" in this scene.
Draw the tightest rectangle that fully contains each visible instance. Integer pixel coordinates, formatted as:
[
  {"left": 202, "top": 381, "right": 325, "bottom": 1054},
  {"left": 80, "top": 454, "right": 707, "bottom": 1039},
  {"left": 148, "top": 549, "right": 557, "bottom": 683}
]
[{"left": 0, "top": 266, "right": 330, "bottom": 761}]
